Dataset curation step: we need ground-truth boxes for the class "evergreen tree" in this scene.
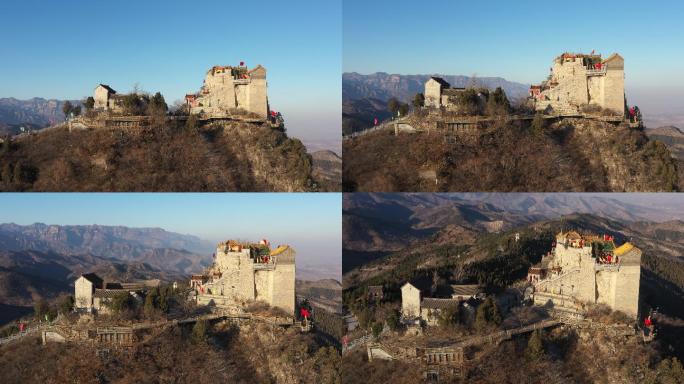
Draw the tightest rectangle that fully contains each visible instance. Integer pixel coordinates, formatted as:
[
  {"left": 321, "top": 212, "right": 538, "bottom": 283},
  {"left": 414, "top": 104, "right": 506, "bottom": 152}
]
[
  {"left": 185, "top": 114, "right": 198, "bottom": 131},
  {"left": 83, "top": 97, "right": 95, "bottom": 110},
  {"left": 526, "top": 329, "right": 544, "bottom": 360},
  {"left": 108, "top": 292, "right": 133, "bottom": 313},
  {"left": 388, "top": 98, "right": 400, "bottom": 116},
  {"left": 62, "top": 101, "right": 73, "bottom": 119},
  {"left": 149, "top": 92, "right": 168, "bottom": 113},
  {"left": 475, "top": 301, "right": 489, "bottom": 331},
  {"left": 486, "top": 297, "right": 502, "bottom": 325},
  {"left": 192, "top": 319, "right": 208, "bottom": 343},
  {"left": 158, "top": 287, "right": 169, "bottom": 313},
  {"left": 34, "top": 298, "right": 49, "bottom": 319},
  {"left": 412, "top": 93, "right": 425, "bottom": 109},
  {"left": 144, "top": 288, "right": 159, "bottom": 315},
  {"left": 438, "top": 303, "right": 461, "bottom": 327},
  {"left": 398, "top": 103, "right": 409, "bottom": 117},
  {"left": 487, "top": 87, "right": 510, "bottom": 115},
  {"left": 531, "top": 113, "right": 545, "bottom": 136},
  {"left": 386, "top": 310, "right": 400, "bottom": 331},
  {"left": 58, "top": 296, "right": 74, "bottom": 315},
  {"left": 371, "top": 322, "right": 383, "bottom": 338}
]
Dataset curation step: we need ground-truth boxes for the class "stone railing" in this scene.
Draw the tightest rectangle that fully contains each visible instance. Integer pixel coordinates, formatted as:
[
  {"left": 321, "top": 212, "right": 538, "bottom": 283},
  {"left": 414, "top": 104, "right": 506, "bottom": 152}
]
[
  {"left": 0, "top": 323, "right": 48, "bottom": 345},
  {"left": 585, "top": 67, "right": 607, "bottom": 76},
  {"left": 594, "top": 263, "right": 620, "bottom": 272},
  {"left": 534, "top": 267, "right": 580, "bottom": 291}
]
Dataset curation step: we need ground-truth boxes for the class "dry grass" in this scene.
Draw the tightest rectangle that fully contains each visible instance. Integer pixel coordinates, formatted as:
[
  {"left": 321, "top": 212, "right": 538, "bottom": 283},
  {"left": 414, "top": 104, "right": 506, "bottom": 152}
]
[
  {"left": 343, "top": 118, "right": 679, "bottom": 192},
  {"left": 0, "top": 121, "right": 317, "bottom": 191}
]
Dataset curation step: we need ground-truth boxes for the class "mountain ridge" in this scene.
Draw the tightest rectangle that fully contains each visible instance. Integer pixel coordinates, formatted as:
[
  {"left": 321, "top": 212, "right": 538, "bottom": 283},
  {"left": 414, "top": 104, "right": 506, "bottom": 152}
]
[
  {"left": 342, "top": 72, "right": 530, "bottom": 103},
  {"left": 0, "top": 223, "right": 213, "bottom": 275}
]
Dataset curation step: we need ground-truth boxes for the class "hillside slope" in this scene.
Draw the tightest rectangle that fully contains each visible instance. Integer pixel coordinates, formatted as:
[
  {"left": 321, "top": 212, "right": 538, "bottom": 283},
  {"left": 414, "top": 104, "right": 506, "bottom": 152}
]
[
  {"left": 0, "top": 122, "right": 331, "bottom": 191},
  {"left": 0, "top": 249, "right": 182, "bottom": 307},
  {"left": 343, "top": 118, "right": 680, "bottom": 192},
  {"left": 342, "top": 97, "right": 393, "bottom": 135},
  {"left": 0, "top": 320, "right": 340, "bottom": 383}
]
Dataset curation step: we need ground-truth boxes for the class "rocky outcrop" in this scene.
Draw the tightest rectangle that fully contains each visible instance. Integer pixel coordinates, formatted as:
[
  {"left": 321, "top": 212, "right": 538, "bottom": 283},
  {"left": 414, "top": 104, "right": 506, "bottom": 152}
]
[
  {"left": 343, "top": 117, "right": 679, "bottom": 192},
  {"left": 555, "top": 118, "right": 678, "bottom": 191},
  {"left": 0, "top": 122, "right": 322, "bottom": 192}
]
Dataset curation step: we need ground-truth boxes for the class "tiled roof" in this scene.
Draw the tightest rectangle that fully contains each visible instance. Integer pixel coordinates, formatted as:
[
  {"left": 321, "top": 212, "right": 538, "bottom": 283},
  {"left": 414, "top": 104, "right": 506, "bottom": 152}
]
[
  {"left": 614, "top": 243, "right": 634, "bottom": 256},
  {"left": 442, "top": 88, "right": 466, "bottom": 96},
  {"left": 97, "top": 84, "right": 116, "bottom": 94},
  {"left": 94, "top": 289, "right": 127, "bottom": 299},
  {"left": 270, "top": 245, "right": 293, "bottom": 256},
  {"left": 450, "top": 285, "right": 480, "bottom": 297},
  {"left": 81, "top": 273, "right": 103, "bottom": 288},
  {"left": 421, "top": 298, "right": 460, "bottom": 309},
  {"left": 429, "top": 77, "right": 451, "bottom": 88}
]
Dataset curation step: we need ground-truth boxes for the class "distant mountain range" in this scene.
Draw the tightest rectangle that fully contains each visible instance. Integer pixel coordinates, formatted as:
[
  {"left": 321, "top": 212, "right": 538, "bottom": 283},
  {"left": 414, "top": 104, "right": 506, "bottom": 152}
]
[
  {"left": 343, "top": 193, "right": 684, "bottom": 271},
  {"left": 0, "top": 223, "right": 214, "bottom": 274},
  {"left": 0, "top": 97, "right": 80, "bottom": 135},
  {"left": 342, "top": 72, "right": 530, "bottom": 103},
  {"left": 0, "top": 223, "right": 214, "bottom": 313}
]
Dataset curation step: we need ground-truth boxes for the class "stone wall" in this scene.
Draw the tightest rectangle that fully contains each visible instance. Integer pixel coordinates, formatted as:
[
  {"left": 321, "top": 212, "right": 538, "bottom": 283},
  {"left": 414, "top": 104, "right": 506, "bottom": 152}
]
[
  {"left": 270, "top": 248, "right": 296, "bottom": 315},
  {"left": 603, "top": 67, "right": 624, "bottom": 112},
  {"left": 534, "top": 54, "right": 625, "bottom": 115},
  {"left": 190, "top": 65, "right": 269, "bottom": 118},
  {"left": 200, "top": 244, "right": 295, "bottom": 315},
  {"left": 535, "top": 234, "right": 641, "bottom": 318},
  {"left": 613, "top": 252, "right": 641, "bottom": 317}
]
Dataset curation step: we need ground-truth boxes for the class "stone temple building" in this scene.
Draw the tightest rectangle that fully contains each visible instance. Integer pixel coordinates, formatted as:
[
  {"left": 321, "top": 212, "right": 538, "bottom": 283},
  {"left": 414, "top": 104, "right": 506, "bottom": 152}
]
[
  {"left": 401, "top": 282, "right": 480, "bottom": 326},
  {"left": 192, "top": 239, "right": 295, "bottom": 316},
  {"left": 74, "top": 273, "right": 160, "bottom": 314},
  {"left": 424, "top": 77, "right": 467, "bottom": 109},
  {"left": 529, "top": 52, "right": 625, "bottom": 115},
  {"left": 185, "top": 63, "right": 269, "bottom": 119},
  {"left": 93, "top": 84, "right": 124, "bottom": 113},
  {"left": 530, "top": 231, "right": 641, "bottom": 318}
]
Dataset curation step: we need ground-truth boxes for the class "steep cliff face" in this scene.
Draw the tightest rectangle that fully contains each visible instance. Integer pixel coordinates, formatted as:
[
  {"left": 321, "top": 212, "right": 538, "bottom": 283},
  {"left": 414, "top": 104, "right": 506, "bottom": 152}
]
[
  {"left": 343, "top": 117, "right": 679, "bottom": 192},
  {"left": 233, "top": 321, "right": 340, "bottom": 384},
  {"left": 0, "top": 122, "right": 323, "bottom": 191},
  {"left": 557, "top": 118, "right": 678, "bottom": 192}
]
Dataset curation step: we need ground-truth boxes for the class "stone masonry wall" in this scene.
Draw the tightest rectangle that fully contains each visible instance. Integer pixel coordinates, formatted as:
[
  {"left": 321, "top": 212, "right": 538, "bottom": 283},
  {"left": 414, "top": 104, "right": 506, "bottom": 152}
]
[{"left": 270, "top": 249, "right": 295, "bottom": 315}]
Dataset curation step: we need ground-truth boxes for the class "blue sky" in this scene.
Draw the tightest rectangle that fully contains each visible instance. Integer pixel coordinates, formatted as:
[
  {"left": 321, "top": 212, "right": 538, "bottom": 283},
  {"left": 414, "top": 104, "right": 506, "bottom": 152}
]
[
  {"left": 344, "top": 0, "right": 684, "bottom": 123},
  {"left": 0, "top": 193, "right": 342, "bottom": 279},
  {"left": 0, "top": 0, "right": 341, "bottom": 153}
]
